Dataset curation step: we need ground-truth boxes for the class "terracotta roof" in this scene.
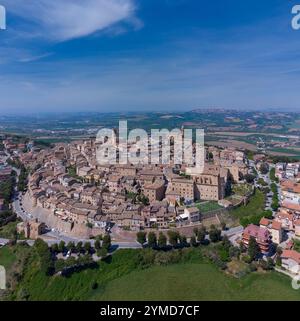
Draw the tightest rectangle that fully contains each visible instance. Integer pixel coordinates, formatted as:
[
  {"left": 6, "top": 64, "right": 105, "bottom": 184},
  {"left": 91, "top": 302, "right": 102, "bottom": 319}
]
[
  {"left": 243, "top": 224, "right": 271, "bottom": 242},
  {"left": 281, "top": 250, "right": 300, "bottom": 264},
  {"left": 281, "top": 180, "right": 300, "bottom": 193},
  {"left": 259, "top": 217, "right": 271, "bottom": 226},
  {"left": 271, "top": 221, "right": 282, "bottom": 230},
  {"left": 282, "top": 201, "right": 300, "bottom": 211},
  {"left": 275, "top": 211, "right": 294, "bottom": 221}
]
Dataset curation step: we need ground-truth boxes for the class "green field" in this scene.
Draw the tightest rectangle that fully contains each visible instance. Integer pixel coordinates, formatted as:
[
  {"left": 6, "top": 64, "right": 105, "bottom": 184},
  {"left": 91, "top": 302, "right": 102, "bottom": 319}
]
[
  {"left": 2, "top": 245, "right": 300, "bottom": 301},
  {"left": 0, "top": 221, "right": 18, "bottom": 239},
  {"left": 0, "top": 246, "right": 16, "bottom": 270},
  {"left": 229, "top": 189, "right": 265, "bottom": 219},
  {"left": 91, "top": 264, "right": 300, "bottom": 301},
  {"left": 195, "top": 201, "right": 222, "bottom": 213}
]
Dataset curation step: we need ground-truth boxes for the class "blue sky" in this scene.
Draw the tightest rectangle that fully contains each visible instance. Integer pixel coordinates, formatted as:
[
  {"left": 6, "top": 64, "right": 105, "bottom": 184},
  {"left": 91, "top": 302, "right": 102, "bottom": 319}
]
[{"left": 0, "top": 0, "right": 300, "bottom": 114}]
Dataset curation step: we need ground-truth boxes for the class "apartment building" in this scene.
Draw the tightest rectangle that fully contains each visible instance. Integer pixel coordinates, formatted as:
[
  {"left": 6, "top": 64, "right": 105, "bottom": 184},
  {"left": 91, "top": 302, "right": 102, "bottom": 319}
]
[
  {"left": 242, "top": 224, "right": 271, "bottom": 254},
  {"left": 143, "top": 181, "right": 166, "bottom": 202},
  {"left": 167, "top": 178, "right": 195, "bottom": 201},
  {"left": 259, "top": 217, "right": 283, "bottom": 244}
]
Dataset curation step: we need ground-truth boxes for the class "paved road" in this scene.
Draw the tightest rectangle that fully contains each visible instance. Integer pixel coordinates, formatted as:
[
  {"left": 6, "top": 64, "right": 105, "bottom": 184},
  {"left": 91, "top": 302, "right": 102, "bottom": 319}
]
[
  {"left": 250, "top": 161, "right": 277, "bottom": 215},
  {"left": 222, "top": 225, "right": 243, "bottom": 237}
]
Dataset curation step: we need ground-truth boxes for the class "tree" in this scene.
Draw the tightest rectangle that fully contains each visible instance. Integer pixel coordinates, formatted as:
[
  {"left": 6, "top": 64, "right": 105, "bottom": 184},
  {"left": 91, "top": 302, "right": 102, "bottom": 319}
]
[
  {"left": 76, "top": 241, "right": 83, "bottom": 253},
  {"left": 190, "top": 235, "right": 197, "bottom": 247},
  {"left": 51, "top": 243, "right": 59, "bottom": 253},
  {"left": 179, "top": 235, "right": 188, "bottom": 247},
  {"left": 248, "top": 236, "right": 261, "bottom": 261},
  {"left": 66, "top": 241, "right": 75, "bottom": 252},
  {"left": 239, "top": 242, "right": 246, "bottom": 253},
  {"left": 197, "top": 227, "right": 206, "bottom": 244},
  {"left": 244, "top": 174, "right": 256, "bottom": 184},
  {"left": 58, "top": 240, "right": 66, "bottom": 253},
  {"left": 229, "top": 246, "right": 240, "bottom": 259},
  {"left": 54, "top": 258, "right": 65, "bottom": 272},
  {"left": 266, "top": 257, "right": 274, "bottom": 270},
  {"left": 147, "top": 232, "right": 157, "bottom": 248},
  {"left": 222, "top": 235, "right": 231, "bottom": 250},
  {"left": 209, "top": 226, "right": 221, "bottom": 243},
  {"left": 260, "top": 162, "right": 269, "bottom": 175},
  {"left": 137, "top": 231, "right": 147, "bottom": 246},
  {"left": 97, "top": 248, "right": 108, "bottom": 258},
  {"left": 158, "top": 232, "right": 167, "bottom": 248},
  {"left": 167, "top": 230, "right": 180, "bottom": 247},
  {"left": 94, "top": 239, "right": 101, "bottom": 250},
  {"left": 84, "top": 242, "right": 91, "bottom": 254},
  {"left": 34, "top": 238, "right": 54, "bottom": 276},
  {"left": 102, "top": 234, "right": 111, "bottom": 251}
]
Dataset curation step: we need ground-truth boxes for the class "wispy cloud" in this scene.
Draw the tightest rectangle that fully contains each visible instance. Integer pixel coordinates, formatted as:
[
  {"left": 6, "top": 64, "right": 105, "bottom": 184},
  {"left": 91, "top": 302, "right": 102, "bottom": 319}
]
[{"left": 3, "top": 0, "right": 139, "bottom": 41}]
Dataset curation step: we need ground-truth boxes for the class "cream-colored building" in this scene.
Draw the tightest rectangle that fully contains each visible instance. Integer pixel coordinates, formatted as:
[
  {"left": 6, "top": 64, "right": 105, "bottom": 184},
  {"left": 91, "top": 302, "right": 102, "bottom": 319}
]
[
  {"left": 143, "top": 181, "right": 166, "bottom": 202},
  {"left": 168, "top": 178, "right": 195, "bottom": 201}
]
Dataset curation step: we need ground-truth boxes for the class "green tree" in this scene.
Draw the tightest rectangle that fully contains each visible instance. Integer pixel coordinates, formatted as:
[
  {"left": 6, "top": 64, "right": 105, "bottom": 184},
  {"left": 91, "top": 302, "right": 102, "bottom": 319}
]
[
  {"left": 137, "top": 231, "right": 147, "bottom": 246},
  {"left": 244, "top": 174, "right": 256, "bottom": 184},
  {"left": 260, "top": 162, "right": 269, "bottom": 175},
  {"left": 180, "top": 235, "right": 188, "bottom": 247},
  {"left": 197, "top": 228, "right": 206, "bottom": 244},
  {"left": 190, "top": 235, "right": 197, "bottom": 247},
  {"left": 51, "top": 243, "right": 59, "bottom": 253},
  {"left": 97, "top": 248, "right": 108, "bottom": 258},
  {"left": 209, "top": 226, "right": 221, "bottom": 243},
  {"left": 66, "top": 241, "right": 75, "bottom": 252},
  {"left": 167, "top": 230, "right": 180, "bottom": 247},
  {"left": 34, "top": 238, "right": 54, "bottom": 276},
  {"left": 158, "top": 232, "right": 167, "bottom": 248},
  {"left": 84, "top": 242, "right": 91, "bottom": 254},
  {"left": 76, "top": 241, "right": 83, "bottom": 253},
  {"left": 147, "top": 232, "right": 157, "bottom": 248},
  {"left": 102, "top": 234, "right": 111, "bottom": 250},
  {"left": 229, "top": 246, "right": 241, "bottom": 259},
  {"left": 94, "top": 239, "right": 101, "bottom": 250},
  {"left": 58, "top": 240, "right": 66, "bottom": 253},
  {"left": 222, "top": 235, "right": 231, "bottom": 250},
  {"left": 248, "top": 236, "right": 261, "bottom": 261}
]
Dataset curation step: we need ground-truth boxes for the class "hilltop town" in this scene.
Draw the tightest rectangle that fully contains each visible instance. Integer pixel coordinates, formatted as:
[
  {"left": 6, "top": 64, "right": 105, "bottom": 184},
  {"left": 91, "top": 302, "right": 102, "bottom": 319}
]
[
  {"left": 7, "top": 135, "right": 248, "bottom": 237},
  {"left": 2, "top": 127, "right": 300, "bottom": 299}
]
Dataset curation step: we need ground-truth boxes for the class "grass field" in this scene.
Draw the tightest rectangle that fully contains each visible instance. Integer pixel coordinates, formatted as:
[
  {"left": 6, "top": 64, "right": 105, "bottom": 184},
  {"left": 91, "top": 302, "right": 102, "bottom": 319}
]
[
  {"left": 0, "top": 222, "right": 18, "bottom": 239},
  {"left": 2, "top": 245, "right": 300, "bottom": 301},
  {"left": 91, "top": 264, "right": 300, "bottom": 301},
  {"left": 195, "top": 201, "right": 222, "bottom": 213},
  {"left": 0, "top": 221, "right": 25, "bottom": 240},
  {"left": 229, "top": 189, "right": 265, "bottom": 219},
  {"left": 0, "top": 246, "right": 16, "bottom": 270}
]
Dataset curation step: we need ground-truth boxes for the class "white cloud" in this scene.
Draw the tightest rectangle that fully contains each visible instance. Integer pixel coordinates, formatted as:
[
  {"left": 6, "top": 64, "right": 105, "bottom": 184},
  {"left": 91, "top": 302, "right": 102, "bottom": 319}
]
[{"left": 3, "top": 0, "right": 138, "bottom": 41}]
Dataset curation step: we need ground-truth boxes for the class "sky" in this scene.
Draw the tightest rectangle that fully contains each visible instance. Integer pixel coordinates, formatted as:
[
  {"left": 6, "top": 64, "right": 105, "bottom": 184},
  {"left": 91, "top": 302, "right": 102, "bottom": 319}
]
[{"left": 0, "top": 0, "right": 300, "bottom": 114}]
